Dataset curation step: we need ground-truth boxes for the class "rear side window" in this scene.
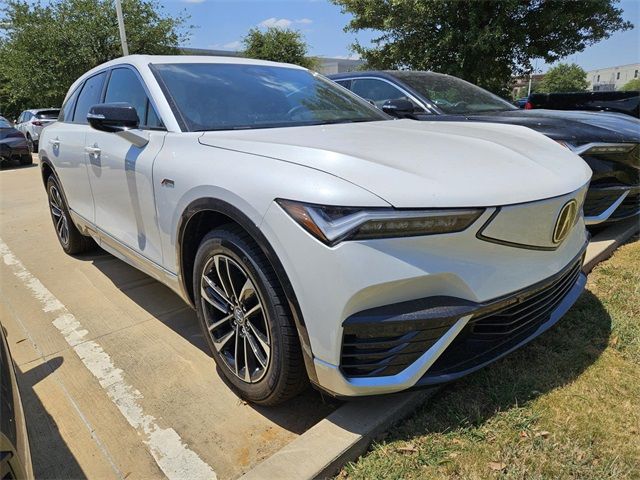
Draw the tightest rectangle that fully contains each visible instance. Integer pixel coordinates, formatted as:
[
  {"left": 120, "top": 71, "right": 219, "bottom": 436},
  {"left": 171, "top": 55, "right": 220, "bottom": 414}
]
[
  {"left": 335, "top": 79, "right": 352, "bottom": 89},
  {"left": 73, "top": 72, "right": 107, "bottom": 124},
  {"left": 104, "top": 68, "right": 164, "bottom": 129},
  {"left": 36, "top": 110, "right": 60, "bottom": 119},
  {"left": 59, "top": 88, "right": 80, "bottom": 122}
]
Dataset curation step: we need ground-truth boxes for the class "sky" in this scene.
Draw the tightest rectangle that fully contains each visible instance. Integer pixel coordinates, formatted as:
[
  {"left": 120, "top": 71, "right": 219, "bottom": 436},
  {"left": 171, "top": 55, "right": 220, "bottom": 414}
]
[{"left": 161, "top": 0, "right": 639, "bottom": 72}]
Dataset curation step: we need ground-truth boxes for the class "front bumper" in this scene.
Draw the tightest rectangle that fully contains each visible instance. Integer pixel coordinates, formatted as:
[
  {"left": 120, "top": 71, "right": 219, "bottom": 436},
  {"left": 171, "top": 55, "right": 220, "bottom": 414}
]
[
  {"left": 584, "top": 185, "right": 640, "bottom": 225},
  {"left": 0, "top": 140, "right": 29, "bottom": 160},
  {"left": 314, "top": 246, "right": 586, "bottom": 396}
]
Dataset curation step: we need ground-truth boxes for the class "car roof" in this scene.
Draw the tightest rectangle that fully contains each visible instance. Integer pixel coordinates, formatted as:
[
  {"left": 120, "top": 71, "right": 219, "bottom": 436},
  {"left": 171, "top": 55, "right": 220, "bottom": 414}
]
[{"left": 328, "top": 70, "right": 451, "bottom": 81}]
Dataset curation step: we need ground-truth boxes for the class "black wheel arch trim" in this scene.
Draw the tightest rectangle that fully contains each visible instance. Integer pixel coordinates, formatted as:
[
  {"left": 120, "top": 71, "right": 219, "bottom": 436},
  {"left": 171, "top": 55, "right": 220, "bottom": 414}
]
[{"left": 176, "top": 197, "right": 318, "bottom": 384}]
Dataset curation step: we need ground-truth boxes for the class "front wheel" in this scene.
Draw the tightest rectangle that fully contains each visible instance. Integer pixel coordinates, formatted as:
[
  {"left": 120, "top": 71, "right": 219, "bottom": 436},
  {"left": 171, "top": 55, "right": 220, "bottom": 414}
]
[
  {"left": 46, "top": 176, "right": 95, "bottom": 254},
  {"left": 193, "top": 225, "right": 307, "bottom": 405}
]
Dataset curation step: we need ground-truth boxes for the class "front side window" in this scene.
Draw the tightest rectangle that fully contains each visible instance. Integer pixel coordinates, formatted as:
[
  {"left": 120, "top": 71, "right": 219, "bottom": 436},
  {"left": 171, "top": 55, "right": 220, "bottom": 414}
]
[
  {"left": 104, "top": 68, "right": 163, "bottom": 129},
  {"left": 73, "top": 72, "right": 107, "bottom": 124},
  {"left": 350, "top": 78, "right": 418, "bottom": 109},
  {"left": 393, "top": 72, "right": 516, "bottom": 114},
  {"left": 152, "top": 63, "right": 387, "bottom": 131}
]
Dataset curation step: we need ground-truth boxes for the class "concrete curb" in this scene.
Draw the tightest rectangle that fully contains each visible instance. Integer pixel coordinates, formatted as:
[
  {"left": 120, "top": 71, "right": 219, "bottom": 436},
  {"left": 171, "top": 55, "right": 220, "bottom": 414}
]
[
  {"left": 583, "top": 218, "right": 639, "bottom": 273},
  {"left": 241, "top": 219, "right": 638, "bottom": 480},
  {"left": 239, "top": 389, "right": 434, "bottom": 480}
]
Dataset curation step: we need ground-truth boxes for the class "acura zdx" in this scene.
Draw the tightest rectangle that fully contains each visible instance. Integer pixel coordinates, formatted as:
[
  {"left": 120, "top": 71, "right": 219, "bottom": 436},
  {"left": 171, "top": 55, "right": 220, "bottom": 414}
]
[{"left": 39, "top": 56, "right": 591, "bottom": 405}]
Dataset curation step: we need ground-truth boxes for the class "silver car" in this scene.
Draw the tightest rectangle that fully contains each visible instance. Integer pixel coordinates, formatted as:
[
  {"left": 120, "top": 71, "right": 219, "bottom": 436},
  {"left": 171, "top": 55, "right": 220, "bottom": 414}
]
[{"left": 15, "top": 109, "right": 60, "bottom": 152}]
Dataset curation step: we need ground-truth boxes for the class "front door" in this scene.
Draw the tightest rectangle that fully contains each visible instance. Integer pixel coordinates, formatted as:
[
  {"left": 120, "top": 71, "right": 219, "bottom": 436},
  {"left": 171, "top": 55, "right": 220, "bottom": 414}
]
[{"left": 85, "top": 67, "right": 166, "bottom": 265}]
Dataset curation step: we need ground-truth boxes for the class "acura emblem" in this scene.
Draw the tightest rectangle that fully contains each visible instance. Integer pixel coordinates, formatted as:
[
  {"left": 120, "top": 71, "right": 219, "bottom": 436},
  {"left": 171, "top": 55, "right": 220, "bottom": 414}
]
[{"left": 553, "top": 200, "right": 578, "bottom": 244}]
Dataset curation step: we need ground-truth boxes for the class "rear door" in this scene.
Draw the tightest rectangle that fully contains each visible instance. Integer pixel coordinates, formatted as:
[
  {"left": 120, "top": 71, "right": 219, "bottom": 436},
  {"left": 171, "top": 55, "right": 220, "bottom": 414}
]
[{"left": 84, "top": 66, "right": 166, "bottom": 265}]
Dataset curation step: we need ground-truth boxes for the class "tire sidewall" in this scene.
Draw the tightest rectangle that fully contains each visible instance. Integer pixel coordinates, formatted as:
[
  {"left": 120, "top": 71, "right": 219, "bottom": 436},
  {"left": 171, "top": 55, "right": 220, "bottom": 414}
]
[
  {"left": 193, "top": 230, "right": 285, "bottom": 402},
  {"left": 46, "top": 176, "right": 72, "bottom": 253}
]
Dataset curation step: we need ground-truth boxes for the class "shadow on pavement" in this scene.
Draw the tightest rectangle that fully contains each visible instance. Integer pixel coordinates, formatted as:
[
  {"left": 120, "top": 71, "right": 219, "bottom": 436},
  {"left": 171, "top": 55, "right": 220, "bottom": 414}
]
[
  {"left": 17, "top": 356, "right": 86, "bottom": 479},
  {"left": 79, "top": 249, "right": 337, "bottom": 434}
]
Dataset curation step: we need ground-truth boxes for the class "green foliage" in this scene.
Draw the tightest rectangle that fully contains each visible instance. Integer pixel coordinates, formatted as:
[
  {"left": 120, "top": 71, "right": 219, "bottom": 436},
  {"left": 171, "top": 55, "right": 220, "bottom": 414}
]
[
  {"left": 620, "top": 78, "right": 640, "bottom": 91},
  {"left": 0, "top": 0, "right": 191, "bottom": 118},
  {"left": 242, "top": 27, "right": 315, "bottom": 69},
  {"left": 537, "top": 63, "right": 589, "bottom": 93},
  {"left": 332, "top": 0, "right": 632, "bottom": 96}
]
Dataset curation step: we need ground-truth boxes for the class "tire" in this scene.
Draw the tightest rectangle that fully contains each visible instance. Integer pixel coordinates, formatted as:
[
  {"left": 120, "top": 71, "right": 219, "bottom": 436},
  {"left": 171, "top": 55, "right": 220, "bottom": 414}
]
[
  {"left": 46, "top": 176, "right": 95, "bottom": 254},
  {"left": 26, "top": 135, "right": 34, "bottom": 153},
  {"left": 193, "top": 225, "right": 307, "bottom": 405},
  {"left": 19, "top": 154, "right": 33, "bottom": 166},
  {"left": 32, "top": 139, "right": 39, "bottom": 152}
]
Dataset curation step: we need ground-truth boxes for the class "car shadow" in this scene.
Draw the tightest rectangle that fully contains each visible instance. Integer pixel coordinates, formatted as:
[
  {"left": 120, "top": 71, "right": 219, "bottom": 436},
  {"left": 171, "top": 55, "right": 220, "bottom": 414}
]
[
  {"left": 0, "top": 160, "right": 37, "bottom": 170},
  {"left": 78, "top": 248, "right": 338, "bottom": 434},
  {"left": 329, "top": 289, "right": 611, "bottom": 445},
  {"left": 15, "top": 356, "right": 86, "bottom": 479}
]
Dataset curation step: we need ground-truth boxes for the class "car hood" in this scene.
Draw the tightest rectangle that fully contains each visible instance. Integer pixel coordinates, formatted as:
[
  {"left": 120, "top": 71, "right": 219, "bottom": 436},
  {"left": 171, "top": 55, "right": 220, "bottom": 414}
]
[
  {"left": 198, "top": 119, "right": 592, "bottom": 208},
  {"left": 459, "top": 109, "right": 640, "bottom": 144}
]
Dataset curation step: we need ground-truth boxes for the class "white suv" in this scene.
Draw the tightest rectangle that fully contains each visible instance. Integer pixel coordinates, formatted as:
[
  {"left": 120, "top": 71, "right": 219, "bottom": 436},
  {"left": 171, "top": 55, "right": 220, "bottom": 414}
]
[
  {"left": 15, "top": 108, "right": 60, "bottom": 152},
  {"left": 40, "top": 55, "right": 591, "bottom": 405}
]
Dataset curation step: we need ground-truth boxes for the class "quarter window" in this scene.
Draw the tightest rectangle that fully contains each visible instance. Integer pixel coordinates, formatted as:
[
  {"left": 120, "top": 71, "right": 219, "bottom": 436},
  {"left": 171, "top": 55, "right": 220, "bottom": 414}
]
[
  {"left": 104, "top": 68, "right": 163, "bottom": 129},
  {"left": 350, "top": 79, "right": 417, "bottom": 109},
  {"left": 73, "top": 72, "right": 107, "bottom": 124}
]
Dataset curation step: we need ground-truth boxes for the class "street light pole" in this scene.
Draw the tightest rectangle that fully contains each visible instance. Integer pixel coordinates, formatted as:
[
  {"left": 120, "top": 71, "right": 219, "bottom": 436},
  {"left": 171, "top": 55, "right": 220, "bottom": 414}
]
[{"left": 115, "top": 0, "right": 129, "bottom": 56}]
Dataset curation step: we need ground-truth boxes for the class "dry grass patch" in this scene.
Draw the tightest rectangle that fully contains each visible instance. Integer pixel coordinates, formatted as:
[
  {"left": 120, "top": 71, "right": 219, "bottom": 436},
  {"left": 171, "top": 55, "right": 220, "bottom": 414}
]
[{"left": 339, "top": 238, "right": 640, "bottom": 480}]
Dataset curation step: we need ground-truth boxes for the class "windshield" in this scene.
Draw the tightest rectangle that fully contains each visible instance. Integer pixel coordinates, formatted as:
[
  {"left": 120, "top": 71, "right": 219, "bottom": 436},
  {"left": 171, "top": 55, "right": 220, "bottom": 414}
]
[
  {"left": 153, "top": 63, "right": 388, "bottom": 131},
  {"left": 393, "top": 72, "right": 516, "bottom": 114}
]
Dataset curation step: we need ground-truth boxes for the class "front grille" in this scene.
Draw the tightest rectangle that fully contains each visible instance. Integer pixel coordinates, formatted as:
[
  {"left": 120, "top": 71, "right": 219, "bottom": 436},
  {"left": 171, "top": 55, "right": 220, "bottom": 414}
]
[
  {"left": 425, "top": 257, "right": 583, "bottom": 377},
  {"left": 611, "top": 191, "right": 640, "bottom": 220},
  {"left": 584, "top": 188, "right": 640, "bottom": 220}
]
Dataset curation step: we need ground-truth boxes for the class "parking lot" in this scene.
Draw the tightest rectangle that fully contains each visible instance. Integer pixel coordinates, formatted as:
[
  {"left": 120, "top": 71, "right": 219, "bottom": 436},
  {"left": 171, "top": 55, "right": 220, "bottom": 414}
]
[{"left": 0, "top": 157, "right": 337, "bottom": 479}]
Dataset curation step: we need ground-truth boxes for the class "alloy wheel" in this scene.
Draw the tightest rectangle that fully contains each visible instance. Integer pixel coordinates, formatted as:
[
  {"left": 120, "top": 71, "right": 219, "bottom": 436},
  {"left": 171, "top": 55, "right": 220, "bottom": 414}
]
[
  {"left": 200, "top": 254, "right": 271, "bottom": 383},
  {"left": 49, "top": 185, "right": 69, "bottom": 246}
]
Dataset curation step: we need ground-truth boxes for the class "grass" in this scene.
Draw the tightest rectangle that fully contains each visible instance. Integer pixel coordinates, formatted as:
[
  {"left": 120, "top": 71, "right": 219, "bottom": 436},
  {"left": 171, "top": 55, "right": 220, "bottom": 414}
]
[{"left": 339, "top": 238, "right": 640, "bottom": 480}]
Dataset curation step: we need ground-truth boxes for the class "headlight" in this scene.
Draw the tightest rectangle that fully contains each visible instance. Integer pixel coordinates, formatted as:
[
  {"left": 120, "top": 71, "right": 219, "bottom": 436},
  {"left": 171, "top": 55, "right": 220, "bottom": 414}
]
[{"left": 277, "top": 199, "right": 484, "bottom": 245}]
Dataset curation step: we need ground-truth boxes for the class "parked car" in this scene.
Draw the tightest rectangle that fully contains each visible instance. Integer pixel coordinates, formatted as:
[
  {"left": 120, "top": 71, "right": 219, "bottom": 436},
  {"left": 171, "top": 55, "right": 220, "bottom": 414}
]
[
  {"left": 0, "top": 116, "right": 32, "bottom": 166},
  {"left": 40, "top": 55, "right": 591, "bottom": 405},
  {"left": 15, "top": 109, "right": 60, "bottom": 153},
  {"left": 329, "top": 71, "right": 640, "bottom": 226},
  {"left": 0, "top": 323, "right": 34, "bottom": 479},
  {"left": 526, "top": 91, "right": 640, "bottom": 118},
  {"left": 513, "top": 97, "right": 528, "bottom": 109}
]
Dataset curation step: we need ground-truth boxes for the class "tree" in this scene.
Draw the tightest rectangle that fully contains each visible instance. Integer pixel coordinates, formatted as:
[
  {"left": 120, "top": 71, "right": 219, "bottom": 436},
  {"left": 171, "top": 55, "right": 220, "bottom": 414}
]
[
  {"left": 537, "top": 63, "right": 589, "bottom": 93},
  {"left": 0, "top": 0, "right": 191, "bottom": 119},
  {"left": 332, "top": 0, "right": 632, "bottom": 96},
  {"left": 620, "top": 78, "right": 640, "bottom": 91},
  {"left": 242, "top": 27, "right": 316, "bottom": 69}
]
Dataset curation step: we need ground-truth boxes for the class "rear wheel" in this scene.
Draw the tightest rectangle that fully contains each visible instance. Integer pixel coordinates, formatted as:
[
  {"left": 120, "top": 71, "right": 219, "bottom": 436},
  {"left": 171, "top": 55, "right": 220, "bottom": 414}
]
[
  {"left": 26, "top": 135, "right": 34, "bottom": 153},
  {"left": 46, "top": 176, "right": 95, "bottom": 254},
  {"left": 193, "top": 225, "right": 307, "bottom": 405}
]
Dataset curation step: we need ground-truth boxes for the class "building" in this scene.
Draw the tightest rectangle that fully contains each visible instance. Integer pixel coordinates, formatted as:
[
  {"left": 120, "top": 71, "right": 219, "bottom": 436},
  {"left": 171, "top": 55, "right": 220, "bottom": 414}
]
[
  {"left": 511, "top": 73, "right": 546, "bottom": 99},
  {"left": 179, "top": 48, "right": 363, "bottom": 75},
  {"left": 588, "top": 63, "right": 640, "bottom": 91}
]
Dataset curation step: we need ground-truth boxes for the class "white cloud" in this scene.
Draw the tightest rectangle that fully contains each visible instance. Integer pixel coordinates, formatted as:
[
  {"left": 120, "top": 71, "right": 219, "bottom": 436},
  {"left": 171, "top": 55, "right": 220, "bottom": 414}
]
[
  {"left": 258, "top": 17, "right": 313, "bottom": 29},
  {"left": 259, "top": 17, "right": 293, "bottom": 29}
]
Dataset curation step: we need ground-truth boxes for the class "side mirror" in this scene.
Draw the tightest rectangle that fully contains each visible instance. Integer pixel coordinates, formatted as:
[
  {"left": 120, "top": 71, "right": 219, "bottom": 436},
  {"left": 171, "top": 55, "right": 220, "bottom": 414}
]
[
  {"left": 87, "top": 103, "right": 139, "bottom": 133},
  {"left": 382, "top": 99, "right": 416, "bottom": 118}
]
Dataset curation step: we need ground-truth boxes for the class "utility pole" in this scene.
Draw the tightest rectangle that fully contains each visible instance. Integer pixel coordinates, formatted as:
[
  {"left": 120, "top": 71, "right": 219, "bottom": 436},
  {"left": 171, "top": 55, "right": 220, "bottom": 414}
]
[{"left": 115, "top": 0, "right": 129, "bottom": 56}]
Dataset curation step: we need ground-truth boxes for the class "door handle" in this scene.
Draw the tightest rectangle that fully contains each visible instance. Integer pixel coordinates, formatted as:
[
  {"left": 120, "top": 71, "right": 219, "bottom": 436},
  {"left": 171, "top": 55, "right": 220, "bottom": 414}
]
[
  {"left": 48, "top": 139, "right": 60, "bottom": 146},
  {"left": 84, "top": 146, "right": 101, "bottom": 154}
]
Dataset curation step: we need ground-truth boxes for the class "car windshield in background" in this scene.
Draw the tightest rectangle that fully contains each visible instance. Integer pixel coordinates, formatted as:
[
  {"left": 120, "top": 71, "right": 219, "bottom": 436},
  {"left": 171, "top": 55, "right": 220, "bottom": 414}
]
[
  {"left": 36, "top": 110, "right": 60, "bottom": 119},
  {"left": 392, "top": 72, "right": 516, "bottom": 114},
  {"left": 153, "top": 63, "right": 388, "bottom": 131},
  {"left": 0, "top": 117, "right": 12, "bottom": 128}
]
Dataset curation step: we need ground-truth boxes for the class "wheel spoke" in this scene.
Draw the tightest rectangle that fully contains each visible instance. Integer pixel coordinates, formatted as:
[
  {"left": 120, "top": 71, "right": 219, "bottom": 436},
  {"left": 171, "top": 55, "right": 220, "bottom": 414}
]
[
  {"left": 247, "top": 322, "right": 270, "bottom": 358},
  {"left": 244, "top": 303, "right": 262, "bottom": 319},
  {"left": 213, "top": 328, "right": 235, "bottom": 352},
  {"left": 201, "top": 284, "right": 229, "bottom": 314},
  {"left": 203, "top": 274, "right": 233, "bottom": 304},
  {"left": 238, "top": 278, "right": 255, "bottom": 305},
  {"left": 245, "top": 328, "right": 268, "bottom": 369},
  {"left": 208, "top": 313, "right": 233, "bottom": 332},
  {"left": 243, "top": 335, "right": 251, "bottom": 382},
  {"left": 214, "top": 256, "right": 232, "bottom": 300},
  {"left": 233, "top": 325, "right": 240, "bottom": 376},
  {"left": 225, "top": 257, "right": 238, "bottom": 301}
]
